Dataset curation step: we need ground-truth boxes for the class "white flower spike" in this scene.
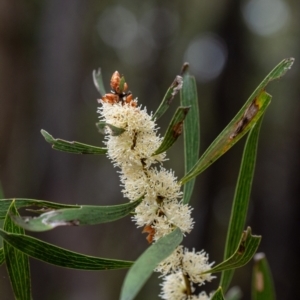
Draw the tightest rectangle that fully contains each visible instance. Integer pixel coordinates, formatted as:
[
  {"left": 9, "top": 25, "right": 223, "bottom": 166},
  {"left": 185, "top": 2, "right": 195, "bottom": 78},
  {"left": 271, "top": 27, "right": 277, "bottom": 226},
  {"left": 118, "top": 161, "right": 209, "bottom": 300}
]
[
  {"left": 98, "top": 71, "right": 193, "bottom": 242},
  {"left": 98, "top": 71, "right": 215, "bottom": 298}
]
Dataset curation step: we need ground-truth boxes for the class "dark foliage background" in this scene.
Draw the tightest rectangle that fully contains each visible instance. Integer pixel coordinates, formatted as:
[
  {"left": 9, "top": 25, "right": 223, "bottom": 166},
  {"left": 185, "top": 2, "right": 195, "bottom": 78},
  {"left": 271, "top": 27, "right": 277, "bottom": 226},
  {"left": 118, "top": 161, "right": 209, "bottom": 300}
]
[{"left": 0, "top": 1, "right": 299, "bottom": 299}]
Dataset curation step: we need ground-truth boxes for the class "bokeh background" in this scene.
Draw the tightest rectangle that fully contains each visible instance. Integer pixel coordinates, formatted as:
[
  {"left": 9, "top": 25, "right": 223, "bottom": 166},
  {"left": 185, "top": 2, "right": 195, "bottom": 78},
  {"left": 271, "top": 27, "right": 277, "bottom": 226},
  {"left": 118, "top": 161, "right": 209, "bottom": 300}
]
[{"left": 0, "top": 0, "right": 299, "bottom": 299}]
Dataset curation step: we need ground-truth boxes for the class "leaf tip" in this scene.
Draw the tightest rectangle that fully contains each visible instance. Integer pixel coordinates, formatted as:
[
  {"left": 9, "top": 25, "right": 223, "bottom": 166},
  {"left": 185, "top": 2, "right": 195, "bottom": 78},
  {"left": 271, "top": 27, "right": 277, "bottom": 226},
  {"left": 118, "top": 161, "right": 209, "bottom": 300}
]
[
  {"left": 180, "top": 62, "right": 189, "bottom": 76},
  {"left": 92, "top": 68, "right": 101, "bottom": 84},
  {"left": 280, "top": 57, "right": 295, "bottom": 77},
  {"left": 284, "top": 57, "right": 295, "bottom": 68},
  {"left": 254, "top": 252, "right": 265, "bottom": 262},
  {"left": 41, "top": 129, "right": 54, "bottom": 144}
]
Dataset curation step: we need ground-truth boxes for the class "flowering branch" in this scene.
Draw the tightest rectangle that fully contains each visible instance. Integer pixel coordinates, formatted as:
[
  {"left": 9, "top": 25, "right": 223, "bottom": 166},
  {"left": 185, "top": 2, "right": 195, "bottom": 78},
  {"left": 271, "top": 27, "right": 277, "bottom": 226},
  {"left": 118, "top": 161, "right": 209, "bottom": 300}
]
[
  {"left": 0, "top": 59, "right": 293, "bottom": 300},
  {"left": 98, "top": 71, "right": 214, "bottom": 299}
]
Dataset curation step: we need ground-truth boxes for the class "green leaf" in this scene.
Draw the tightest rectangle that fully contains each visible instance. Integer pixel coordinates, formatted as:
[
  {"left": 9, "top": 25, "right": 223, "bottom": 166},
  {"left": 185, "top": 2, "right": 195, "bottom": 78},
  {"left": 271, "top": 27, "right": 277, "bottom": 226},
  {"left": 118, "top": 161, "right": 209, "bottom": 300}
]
[
  {"left": 0, "top": 229, "right": 133, "bottom": 270},
  {"left": 219, "top": 117, "right": 263, "bottom": 292},
  {"left": 12, "top": 197, "right": 143, "bottom": 232},
  {"left": 180, "top": 66, "right": 200, "bottom": 204},
  {"left": 152, "top": 106, "right": 190, "bottom": 156},
  {"left": 211, "top": 287, "right": 225, "bottom": 300},
  {"left": 93, "top": 68, "right": 106, "bottom": 96},
  {"left": 96, "top": 121, "right": 125, "bottom": 136},
  {"left": 152, "top": 75, "right": 183, "bottom": 121},
  {"left": 252, "top": 253, "right": 276, "bottom": 300},
  {"left": 0, "top": 199, "right": 78, "bottom": 220},
  {"left": 3, "top": 201, "right": 31, "bottom": 300},
  {"left": 205, "top": 227, "right": 260, "bottom": 274},
  {"left": 180, "top": 57, "right": 294, "bottom": 184},
  {"left": 181, "top": 89, "right": 270, "bottom": 184},
  {"left": 41, "top": 129, "right": 107, "bottom": 154},
  {"left": 120, "top": 228, "right": 183, "bottom": 300},
  {"left": 0, "top": 248, "right": 4, "bottom": 265}
]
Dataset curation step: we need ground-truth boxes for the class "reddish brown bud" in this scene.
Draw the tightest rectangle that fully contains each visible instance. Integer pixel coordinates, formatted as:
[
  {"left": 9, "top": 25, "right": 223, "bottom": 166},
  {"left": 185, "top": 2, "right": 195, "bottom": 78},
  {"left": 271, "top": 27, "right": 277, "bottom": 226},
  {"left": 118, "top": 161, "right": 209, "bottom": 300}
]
[
  {"left": 102, "top": 93, "right": 119, "bottom": 104},
  {"left": 101, "top": 71, "right": 137, "bottom": 106},
  {"left": 125, "top": 93, "right": 133, "bottom": 104},
  {"left": 142, "top": 224, "right": 155, "bottom": 244},
  {"left": 110, "top": 71, "right": 121, "bottom": 92}
]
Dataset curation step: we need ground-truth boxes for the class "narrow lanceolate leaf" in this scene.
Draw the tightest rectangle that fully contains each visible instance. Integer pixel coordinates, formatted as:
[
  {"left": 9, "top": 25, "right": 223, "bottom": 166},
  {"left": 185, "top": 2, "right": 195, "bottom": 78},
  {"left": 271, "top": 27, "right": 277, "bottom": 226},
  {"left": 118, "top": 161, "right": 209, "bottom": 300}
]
[
  {"left": 180, "top": 65, "right": 200, "bottom": 204},
  {"left": 152, "top": 106, "right": 190, "bottom": 156},
  {"left": 12, "top": 197, "right": 143, "bottom": 232},
  {"left": 96, "top": 121, "right": 125, "bottom": 136},
  {"left": 120, "top": 228, "right": 183, "bottom": 300},
  {"left": 211, "top": 287, "right": 225, "bottom": 300},
  {"left": 0, "top": 199, "right": 78, "bottom": 220},
  {"left": 180, "top": 57, "right": 294, "bottom": 184},
  {"left": 3, "top": 201, "right": 31, "bottom": 300},
  {"left": 204, "top": 227, "right": 261, "bottom": 274},
  {"left": 252, "top": 253, "right": 276, "bottom": 300},
  {"left": 181, "top": 89, "right": 270, "bottom": 184},
  {"left": 93, "top": 68, "right": 106, "bottom": 96},
  {"left": 0, "top": 248, "right": 4, "bottom": 265},
  {"left": 220, "top": 117, "right": 263, "bottom": 292},
  {"left": 41, "top": 129, "right": 107, "bottom": 154},
  {"left": 152, "top": 75, "right": 183, "bottom": 121},
  {"left": 0, "top": 230, "right": 133, "bottom": 270}
]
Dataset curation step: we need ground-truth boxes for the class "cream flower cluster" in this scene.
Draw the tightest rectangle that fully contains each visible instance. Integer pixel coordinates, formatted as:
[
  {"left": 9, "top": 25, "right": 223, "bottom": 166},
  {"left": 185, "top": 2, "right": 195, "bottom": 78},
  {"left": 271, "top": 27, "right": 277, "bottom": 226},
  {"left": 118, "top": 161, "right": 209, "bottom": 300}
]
[
  {"left": 160, "top": 272, "right": 212, "bottom": 300},
  {"left": 98, "top": 72, "right": 215, "bottom": 299},
  {"left": 156, "top": 246, "right": 215, "bottom": 300},
  {"left": 98, "top": 101, "right": 194, "bottom": 241}
]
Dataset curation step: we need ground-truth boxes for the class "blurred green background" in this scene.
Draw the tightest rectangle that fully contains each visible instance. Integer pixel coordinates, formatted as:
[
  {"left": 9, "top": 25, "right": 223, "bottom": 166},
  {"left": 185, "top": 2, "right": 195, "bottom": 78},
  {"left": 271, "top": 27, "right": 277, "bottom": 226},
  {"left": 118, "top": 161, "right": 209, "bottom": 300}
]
[{"left": 0, "top": 0, "right": 299, "bottom": 299}]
